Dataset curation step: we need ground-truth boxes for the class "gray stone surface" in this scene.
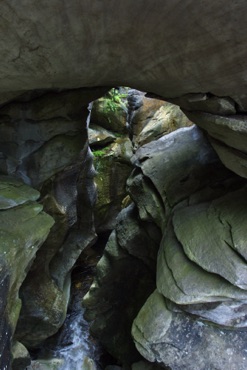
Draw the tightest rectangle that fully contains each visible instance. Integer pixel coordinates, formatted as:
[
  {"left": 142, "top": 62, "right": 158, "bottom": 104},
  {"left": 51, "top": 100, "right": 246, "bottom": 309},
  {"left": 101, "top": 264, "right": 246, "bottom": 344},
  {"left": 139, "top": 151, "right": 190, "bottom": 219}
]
[
  {"left": 0, "top": 89, "right": 92, "bottom": 187},
  {"left": 88, "top": 123, "right": 116, "bottom": 147},
  {"left": 132, "top": 291, "right": 247, "bottom": 370},
  {"left": 128, "top": 96, "right": 165, "bottom": 142},
  {"left": 1, "top": 2, "right": 247, "bottom": 103},
  {"left": 84, "top": 205, "right": 160, "bottom": 364},
  {"left": 0, "top": 177, "right": 54, "bottom": 338},
  {"left": 85, "top": 120, "right": 247, "bottom": 369},
  {"left": 210, "top": 138, "right": 247, "bottom": 179},
  {"left": 185, "top": 111, "right": 247, "bottom": 153},
  {"left": 27, "top": 358, "right": 64, "bottom": 370},
  {"left": 0, "top": 88, "right": 107, "bottom": 121},
  {"left": 133, "top": 101, "right": 192, "bottom": 148},
  {"left": 183, "top": 110, "right": 247, "bottom": 178},
  {"left": 93, "top": 137, "right": 133, "bottom": 232},
  {"left": 127, "top": 170, "right": 166, "bottom": 229},
  {"left": 132, "top": 126, "right": 229, "bottom": 207},
  {"left": 0, "top": 175, "right": 39, "bottom": 209},
  {"left": 157, "top": 222, "right": 247, "bottom": 306},
  {"left": 174, "top": 299, "right": 247, "bottom": 328},
  {"left": 115, "top": 204, "right": 161, "bottom": 270},
  {"left": 0, "top": 88, "right": 99, "bottom": 348},
  {"left": 173, "top": 186, "right": 247, "bottom": 289},
  {"left": 169, "top": 93, "right": 236, "bottom": 115}
]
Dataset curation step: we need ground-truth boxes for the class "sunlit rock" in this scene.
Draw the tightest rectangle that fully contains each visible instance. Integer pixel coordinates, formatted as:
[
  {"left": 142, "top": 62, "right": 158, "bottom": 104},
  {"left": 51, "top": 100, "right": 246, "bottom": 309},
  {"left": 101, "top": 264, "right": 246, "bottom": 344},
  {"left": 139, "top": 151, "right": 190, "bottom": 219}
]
[
  {"left": 91, "top": 90, "right": 128, "bottom": 134},
  {"left": 128, "top": 96, "right": 192, "bottom": 148}
]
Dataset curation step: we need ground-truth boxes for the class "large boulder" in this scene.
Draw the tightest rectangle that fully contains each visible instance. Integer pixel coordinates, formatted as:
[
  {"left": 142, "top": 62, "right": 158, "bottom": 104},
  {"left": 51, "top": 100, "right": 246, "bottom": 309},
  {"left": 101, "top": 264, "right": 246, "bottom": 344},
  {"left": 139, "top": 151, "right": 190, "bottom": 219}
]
[
  {"left": 132, "top": 290, "right": 247, "bottom": 370},
  {"left": 172, "top": 187, "right": 247, "bottom": 291},
  {"left": 88, "top": 124, "right": 117, "bottom": 147},
  {"left": 127, "top": 94, "right": 192, "bottom": 148},
  {"left": 91, "top": 89, "right": 128, "bottom": 134},
  {"left": 130, "top": 126, "right": 235, "bottom": 209}
]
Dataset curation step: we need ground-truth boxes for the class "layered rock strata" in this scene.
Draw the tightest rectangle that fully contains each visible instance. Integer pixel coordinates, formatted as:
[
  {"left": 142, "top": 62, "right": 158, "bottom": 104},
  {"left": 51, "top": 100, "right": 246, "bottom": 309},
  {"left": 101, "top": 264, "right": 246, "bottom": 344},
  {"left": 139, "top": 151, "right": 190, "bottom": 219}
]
[
  {"left": 0, "top": 88, "right": 106, "bottom": 356},
  {"left": 0, "top": 176, "right": 54, "bottom": 369},
  {"left": 86, "top": 125, "right": 247, "bottom": 370}
]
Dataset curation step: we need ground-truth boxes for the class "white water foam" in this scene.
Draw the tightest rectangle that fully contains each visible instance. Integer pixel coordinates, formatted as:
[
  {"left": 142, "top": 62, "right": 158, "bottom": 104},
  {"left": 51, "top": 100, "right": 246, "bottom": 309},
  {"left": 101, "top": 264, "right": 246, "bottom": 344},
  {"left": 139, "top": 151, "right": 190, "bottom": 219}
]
[{"left": 54, "top": 309, "right": 98, "bottom": 370}]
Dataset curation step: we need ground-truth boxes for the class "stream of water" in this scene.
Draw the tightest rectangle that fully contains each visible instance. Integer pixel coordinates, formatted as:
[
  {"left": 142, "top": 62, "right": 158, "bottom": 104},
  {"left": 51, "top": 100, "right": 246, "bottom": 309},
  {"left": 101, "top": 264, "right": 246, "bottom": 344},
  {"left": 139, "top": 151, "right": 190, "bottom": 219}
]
[
  {"left": 27, "top": 306, "right": 101, "bottom": 370},
  {"left": 54, "top": 307, "right": 100, "bottom": 370},
  {"left": 28, "top": 244, "right": 105, "bottom": 370}
]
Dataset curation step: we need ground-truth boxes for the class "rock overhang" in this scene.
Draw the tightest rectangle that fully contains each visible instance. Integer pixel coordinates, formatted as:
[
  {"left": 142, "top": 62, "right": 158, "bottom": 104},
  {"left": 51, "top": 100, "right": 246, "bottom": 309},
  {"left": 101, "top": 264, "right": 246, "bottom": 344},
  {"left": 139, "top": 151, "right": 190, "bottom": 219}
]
[{"left": 1, "top": 0, "right": 247, "bottom": 103}]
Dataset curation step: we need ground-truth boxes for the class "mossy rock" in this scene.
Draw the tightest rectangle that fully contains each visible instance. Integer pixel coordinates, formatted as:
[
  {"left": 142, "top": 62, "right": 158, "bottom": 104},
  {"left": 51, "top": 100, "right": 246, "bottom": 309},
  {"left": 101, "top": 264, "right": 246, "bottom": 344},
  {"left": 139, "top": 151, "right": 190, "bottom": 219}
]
[
  {"left": 92, "top": 138, "right": 133, "bottom": 232},
  {"left": 91, "top": 90, "right": 128, "bottom": 134},
  {"left": 0, "top": 177, "right": 54, "bottom": 334}
]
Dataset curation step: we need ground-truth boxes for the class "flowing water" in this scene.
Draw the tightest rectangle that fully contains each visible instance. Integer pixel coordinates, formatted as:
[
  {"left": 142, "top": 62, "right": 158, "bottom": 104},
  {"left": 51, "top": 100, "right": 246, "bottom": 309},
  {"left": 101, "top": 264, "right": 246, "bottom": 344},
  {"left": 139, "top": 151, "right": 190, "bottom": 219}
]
[
  {"left": 28, "top": 305, "right": 101, "bottom": 370},
  {"left": 28, "top": 243, "right": 105, "bottom": 370},
  {"left": 53, "top": 307, "right": 100, "bottom": 370}
]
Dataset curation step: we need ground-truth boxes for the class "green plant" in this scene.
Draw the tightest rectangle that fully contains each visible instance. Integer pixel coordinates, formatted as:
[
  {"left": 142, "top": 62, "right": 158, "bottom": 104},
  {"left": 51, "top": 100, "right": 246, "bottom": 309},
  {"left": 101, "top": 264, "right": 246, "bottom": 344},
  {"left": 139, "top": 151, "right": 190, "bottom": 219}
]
[
  {"left": 92, "top": 146, "right": 109, "bottom": 158},
  {"left": 104, "top": 88, "right": 128, "bottom": 113}
]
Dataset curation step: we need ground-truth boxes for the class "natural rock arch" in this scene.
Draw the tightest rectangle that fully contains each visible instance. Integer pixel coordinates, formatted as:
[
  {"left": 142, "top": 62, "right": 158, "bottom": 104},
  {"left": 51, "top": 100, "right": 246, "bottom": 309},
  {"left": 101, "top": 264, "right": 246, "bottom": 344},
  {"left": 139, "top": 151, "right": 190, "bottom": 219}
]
[
  {"left": 1, "top": 0, "right": 247, "bottom": 179},
  {"left": 1, "top": 1, "right": 247, "bottom": 103},
  {"left": 1, "top": 2, "right": 247, "bottom": 369}
]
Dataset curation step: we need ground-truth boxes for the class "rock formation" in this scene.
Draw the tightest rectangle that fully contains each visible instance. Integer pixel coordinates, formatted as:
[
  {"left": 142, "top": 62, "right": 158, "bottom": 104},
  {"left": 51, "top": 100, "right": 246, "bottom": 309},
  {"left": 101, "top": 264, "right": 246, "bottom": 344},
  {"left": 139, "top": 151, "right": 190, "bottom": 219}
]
[
  {"left": 1, "top": 1, "right": 247, "bottom": 103},
  {"left": 85, "top": 125, "right": 247, "bottom": 370},
  {"left": 0, "top": 87, "right": 106, "bottom": 366},
  {"left": 89, "top": 90, "right": 133, "bottom": 233},
  {"left": 0, "top": 2, "right": 247, "bottom": 369},
  {"left": 0, "top": 176, "right": 54, "bottom": 369}
]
